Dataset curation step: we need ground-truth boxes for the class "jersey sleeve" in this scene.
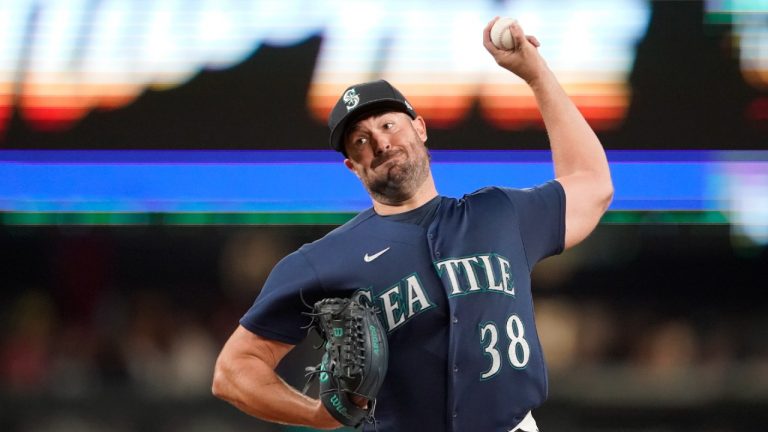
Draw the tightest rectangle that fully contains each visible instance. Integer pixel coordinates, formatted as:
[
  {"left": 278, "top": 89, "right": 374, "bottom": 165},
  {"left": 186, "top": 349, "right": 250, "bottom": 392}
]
[
  {"left": 499, "top": 180, "right": 566, "bottom": 269},
  {"left": 239, "top": 249, "right": 325, "bottom": 345}
]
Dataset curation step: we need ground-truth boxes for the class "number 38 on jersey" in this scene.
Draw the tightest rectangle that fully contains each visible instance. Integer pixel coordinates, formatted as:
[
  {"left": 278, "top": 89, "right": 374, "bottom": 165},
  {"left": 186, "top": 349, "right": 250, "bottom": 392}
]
[{"left": 479, "top": 314, "right": 530, "bottom": 380}]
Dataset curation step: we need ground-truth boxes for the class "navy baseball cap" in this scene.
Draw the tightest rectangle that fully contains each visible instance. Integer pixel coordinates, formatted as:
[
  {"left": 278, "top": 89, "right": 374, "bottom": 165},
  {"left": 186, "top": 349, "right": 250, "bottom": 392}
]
[{"left": 328, "top": 79, "right": 417, "bottom": 154}]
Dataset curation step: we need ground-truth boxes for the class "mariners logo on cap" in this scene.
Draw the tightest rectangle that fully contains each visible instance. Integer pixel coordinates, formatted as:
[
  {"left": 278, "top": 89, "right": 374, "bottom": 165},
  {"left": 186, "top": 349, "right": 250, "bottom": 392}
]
[{"left": 343, "top": 88, "right": 360, "bottom": 111}]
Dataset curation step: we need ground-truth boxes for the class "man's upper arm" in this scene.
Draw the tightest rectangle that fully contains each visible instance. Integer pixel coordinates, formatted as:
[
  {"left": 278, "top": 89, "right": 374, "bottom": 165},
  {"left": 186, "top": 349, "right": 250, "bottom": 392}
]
[
  {"left": 555, "top": 173, "right": 613, "bottom": 250},
  {"left": 240, "top": 249, "right": 323, "bottom": 345}
]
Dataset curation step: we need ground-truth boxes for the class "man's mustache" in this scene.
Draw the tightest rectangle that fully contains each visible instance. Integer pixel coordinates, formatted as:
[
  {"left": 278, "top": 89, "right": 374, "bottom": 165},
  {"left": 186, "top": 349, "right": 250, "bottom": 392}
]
[{"left": 372, "top": 149, "right": 404, "bottom": 170}]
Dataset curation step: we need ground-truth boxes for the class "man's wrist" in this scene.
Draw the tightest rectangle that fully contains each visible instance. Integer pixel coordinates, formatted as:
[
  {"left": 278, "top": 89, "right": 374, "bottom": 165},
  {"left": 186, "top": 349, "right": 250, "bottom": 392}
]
[
  {"left": 310, "top": 399, "right": 344, "bottom": 430},
  {"left": 524, "top": 65, "right": 555, "bottom": 90}
]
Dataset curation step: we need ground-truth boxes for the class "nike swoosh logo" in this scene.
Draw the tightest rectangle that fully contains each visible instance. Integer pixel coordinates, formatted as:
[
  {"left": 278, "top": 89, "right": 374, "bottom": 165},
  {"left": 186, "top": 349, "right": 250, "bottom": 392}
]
[{"left": 364, "top": 247, "right": 391, "bottom": 263}]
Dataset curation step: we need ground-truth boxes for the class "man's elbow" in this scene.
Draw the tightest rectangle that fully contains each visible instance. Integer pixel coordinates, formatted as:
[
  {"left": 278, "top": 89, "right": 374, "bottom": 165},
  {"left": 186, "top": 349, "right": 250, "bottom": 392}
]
[
  {"left": 589, "top": 167, "right": 614, "bottom": 213},
  {"left": 576, "top": 171, "right": 614, "bottom": 214},
  {"left": 211, "top": 356, "right": 233, "bottom": 401},
  {"left": 600, "top": 180, "right": 614, "bottom": 213}
]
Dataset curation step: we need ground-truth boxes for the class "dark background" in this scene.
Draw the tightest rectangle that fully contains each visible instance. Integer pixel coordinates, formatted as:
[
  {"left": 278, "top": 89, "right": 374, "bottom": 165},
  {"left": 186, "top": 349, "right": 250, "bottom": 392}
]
[{"left": 2, "top": 223, "right": 766, "bottom": 431}]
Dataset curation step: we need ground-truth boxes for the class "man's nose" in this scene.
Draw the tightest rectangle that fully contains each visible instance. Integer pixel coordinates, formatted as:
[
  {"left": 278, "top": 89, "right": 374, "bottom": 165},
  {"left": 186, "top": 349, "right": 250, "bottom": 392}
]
[{"left": 371, "top": 133, "right": 391, "bottom": 156}]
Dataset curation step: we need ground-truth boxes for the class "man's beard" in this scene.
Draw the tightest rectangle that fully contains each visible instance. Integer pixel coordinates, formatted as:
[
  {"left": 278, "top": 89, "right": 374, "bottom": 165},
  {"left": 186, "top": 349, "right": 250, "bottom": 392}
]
[{"left": 366, "top": 146, "right": 431, "bottom": 205}]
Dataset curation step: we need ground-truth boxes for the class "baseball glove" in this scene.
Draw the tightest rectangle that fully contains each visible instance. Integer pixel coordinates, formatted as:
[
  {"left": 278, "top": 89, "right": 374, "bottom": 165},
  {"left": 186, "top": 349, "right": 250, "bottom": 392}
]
[{"left": 303, "top": 292, "right": 388, "bottom": 428}]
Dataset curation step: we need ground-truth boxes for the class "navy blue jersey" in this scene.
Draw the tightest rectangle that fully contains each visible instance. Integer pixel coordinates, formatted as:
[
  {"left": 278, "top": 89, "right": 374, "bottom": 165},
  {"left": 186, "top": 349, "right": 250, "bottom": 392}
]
[{"left": 241, "top": 180, "right": 565, "bottom": 432}]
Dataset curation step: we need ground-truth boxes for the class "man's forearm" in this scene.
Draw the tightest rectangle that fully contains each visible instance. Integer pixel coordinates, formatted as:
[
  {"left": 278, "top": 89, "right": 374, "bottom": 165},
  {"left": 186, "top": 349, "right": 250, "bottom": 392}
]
[
  {"left": 527, "top": 64, "right": 613, "bottom": 249},
  {"left": 211, "top": 326, "right": 341, "bottom": 430},
  {"left": 528, "top": 67, "right": 609, "bottom": 181},
  {"left": 212, "top": 354, "right": 322, "bottom": 426}
]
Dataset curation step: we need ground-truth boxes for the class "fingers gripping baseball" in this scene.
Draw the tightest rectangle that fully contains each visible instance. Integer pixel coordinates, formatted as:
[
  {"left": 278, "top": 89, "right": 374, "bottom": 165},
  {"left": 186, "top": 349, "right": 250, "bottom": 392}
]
[{"left": 483, "top": 17, "right": 545, "bottom": 83}]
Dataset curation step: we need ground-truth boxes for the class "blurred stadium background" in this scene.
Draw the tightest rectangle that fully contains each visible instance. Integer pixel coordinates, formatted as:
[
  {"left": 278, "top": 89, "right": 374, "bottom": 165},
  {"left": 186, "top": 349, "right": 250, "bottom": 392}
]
[{"left": 1, "top": 1, "right": 767, "bottom": 431}]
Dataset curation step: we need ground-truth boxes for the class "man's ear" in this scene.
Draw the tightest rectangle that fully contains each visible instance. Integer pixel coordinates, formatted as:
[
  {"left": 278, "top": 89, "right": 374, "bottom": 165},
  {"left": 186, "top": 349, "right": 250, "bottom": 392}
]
[
  {"left": 412, "top": 116, "right": 428, "bottom": 143},
  {"left": 344, "top": 158, "right": 361, "bottom": 178}
]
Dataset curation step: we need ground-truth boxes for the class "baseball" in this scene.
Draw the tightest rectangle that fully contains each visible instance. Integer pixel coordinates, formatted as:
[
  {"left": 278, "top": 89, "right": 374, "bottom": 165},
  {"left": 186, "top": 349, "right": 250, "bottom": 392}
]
[{"left": 490, "top": 17, "right": 517, "bottom": 50}]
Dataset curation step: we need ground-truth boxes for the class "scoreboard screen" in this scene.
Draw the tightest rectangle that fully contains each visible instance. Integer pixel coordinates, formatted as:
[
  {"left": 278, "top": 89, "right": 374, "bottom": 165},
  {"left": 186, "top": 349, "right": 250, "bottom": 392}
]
[{"left": 1, "top": 1, "right": 766, "bottom": 244}]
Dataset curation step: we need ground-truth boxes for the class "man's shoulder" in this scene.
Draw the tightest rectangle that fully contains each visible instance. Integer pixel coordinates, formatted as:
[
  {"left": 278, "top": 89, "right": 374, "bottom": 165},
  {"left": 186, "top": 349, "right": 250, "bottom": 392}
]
[
  {"left": 447, "top": 182, "right": 562, "bottom": 217},
  {"left": 463, "top": 181, "right": 563, "bottom": 203},
  {"left": 299, "top": 208, "right": 377, "bottom": 253},
  {"left": 459, "top": 185, "right": 515, "bottom": 204}
]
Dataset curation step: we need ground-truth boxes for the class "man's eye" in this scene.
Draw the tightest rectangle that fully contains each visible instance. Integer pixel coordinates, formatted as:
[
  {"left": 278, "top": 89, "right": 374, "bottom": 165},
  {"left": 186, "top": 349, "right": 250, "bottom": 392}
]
[
  {"left": 383, "top": 122, "right": 394, "bottom": 129},
  {"left": 355, "top": 137, "right": 367, "bottom": 145}
]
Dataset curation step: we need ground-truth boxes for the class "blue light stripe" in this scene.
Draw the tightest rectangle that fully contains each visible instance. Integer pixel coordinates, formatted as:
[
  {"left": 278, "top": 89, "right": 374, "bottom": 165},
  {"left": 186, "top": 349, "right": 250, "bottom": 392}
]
[{"left": 1, "top": 150, "right": 765, "bottom": 213}]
